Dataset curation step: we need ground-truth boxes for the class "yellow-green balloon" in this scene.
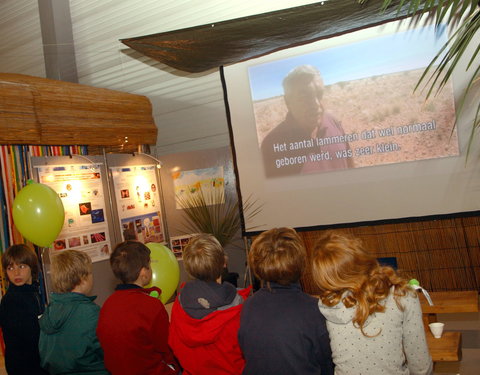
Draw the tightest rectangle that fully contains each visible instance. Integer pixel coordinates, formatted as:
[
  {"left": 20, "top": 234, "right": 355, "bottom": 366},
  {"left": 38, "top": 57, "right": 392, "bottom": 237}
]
[
  {"left": 12, "top": 181, "right": 65, "bottom": 247},
  {"left": 145, "top": 242, "right": 180, "bottom": 304}
]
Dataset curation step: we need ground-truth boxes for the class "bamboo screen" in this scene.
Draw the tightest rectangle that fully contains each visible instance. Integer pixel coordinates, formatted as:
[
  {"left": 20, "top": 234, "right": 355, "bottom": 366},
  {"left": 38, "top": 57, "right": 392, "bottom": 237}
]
[
  {"left": 0, "top": 73, "right": 157, "bottom": 153},
  {"left": 299, "top": 215, "right": 480, "bottom": 294}
]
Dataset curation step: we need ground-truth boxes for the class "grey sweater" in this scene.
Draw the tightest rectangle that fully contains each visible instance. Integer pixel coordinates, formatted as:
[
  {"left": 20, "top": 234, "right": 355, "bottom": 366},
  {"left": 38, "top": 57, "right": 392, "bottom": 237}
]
[{"left": 318, "top": 288, "right": 433, "bottom": 375}]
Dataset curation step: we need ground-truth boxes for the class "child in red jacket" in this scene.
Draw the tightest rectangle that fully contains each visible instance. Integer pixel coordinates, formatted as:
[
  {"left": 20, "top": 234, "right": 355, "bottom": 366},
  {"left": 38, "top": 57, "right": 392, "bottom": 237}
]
[
  {"left": 97, "top": 241, "right": 179, "bottom": 375},
  {"left": 168, "top": 234, "right": 251, "bottom": 375}
]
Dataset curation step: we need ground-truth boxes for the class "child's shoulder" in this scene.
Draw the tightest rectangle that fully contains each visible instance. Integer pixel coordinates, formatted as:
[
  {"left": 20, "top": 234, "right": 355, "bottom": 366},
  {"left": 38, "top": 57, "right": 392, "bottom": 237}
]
[
  {"left": 52, "top": 293, "right": 99, "bottom": 312},
  {"left": 178, "top": 281, "right": 250, "bottom": 319},
  {"left": 107, "top": 287, "right": 165, "bottom": 307},
  {"left": 393, "top": 288, "right": 421, "bottom": 309},
  {"left": 181, "top": 280, "right": 246, "bottom": 299},
  {"left": 238, "top": 286, "right": 252, "bottom": 299},
  {"left": 81, "top": 297, "right": 101, "bottom": 313},
  {"left": 1, "top": 285, "right": 38, "bottom": 305}
]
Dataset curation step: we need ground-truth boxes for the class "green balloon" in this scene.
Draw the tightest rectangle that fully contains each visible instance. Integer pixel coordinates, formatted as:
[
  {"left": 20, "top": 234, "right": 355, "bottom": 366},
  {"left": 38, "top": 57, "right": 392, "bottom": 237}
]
[
  {"left": 12, "top": 182, "right": 65, "bottom": 247},
  {"left": 145, "top": 242, "right": 180, "bottom": 304}
]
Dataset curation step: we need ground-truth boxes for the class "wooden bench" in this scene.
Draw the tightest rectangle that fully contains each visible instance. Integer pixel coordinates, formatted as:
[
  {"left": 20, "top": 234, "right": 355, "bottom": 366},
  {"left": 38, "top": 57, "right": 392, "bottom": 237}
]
[
  {"left": 419, "top": 290, "right": 479, "bottom": 327},
  {"left": 419, "top": 290, "right": 478, "bottom": 362},
  {"left": 425, "top": 330, "right": 462, "bottom": 362}
]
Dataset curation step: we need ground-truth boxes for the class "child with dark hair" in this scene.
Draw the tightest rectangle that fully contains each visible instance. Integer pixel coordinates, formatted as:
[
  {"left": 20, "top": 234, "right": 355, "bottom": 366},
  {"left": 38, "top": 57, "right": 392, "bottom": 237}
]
[
  {"left": 97, "top": 240, "right": 179, "bottom": 375},
  {"left": 238, "top": 227, "right": 334, "bottom": 375},
  {"left": 39, "top": 249, "right": 107, "bottom": 374},
  {"left": 169, "top": 233, "right": 251, "bottom": 375},
  {"left": 0, "top": 244, "right": 48, "bottom": 375}
]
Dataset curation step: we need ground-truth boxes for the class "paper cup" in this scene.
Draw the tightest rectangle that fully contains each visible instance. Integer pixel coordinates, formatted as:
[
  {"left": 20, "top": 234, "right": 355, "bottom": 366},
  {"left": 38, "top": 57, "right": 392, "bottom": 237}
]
[{"left": 429, "top": 322, "right": 445, "bottom": 338}]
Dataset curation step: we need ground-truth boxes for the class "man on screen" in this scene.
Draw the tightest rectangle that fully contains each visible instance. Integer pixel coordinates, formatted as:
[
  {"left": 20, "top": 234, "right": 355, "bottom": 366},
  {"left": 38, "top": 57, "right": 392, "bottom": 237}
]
[{"left": 261, "top": 65, "right": 354, "bottom": 178}]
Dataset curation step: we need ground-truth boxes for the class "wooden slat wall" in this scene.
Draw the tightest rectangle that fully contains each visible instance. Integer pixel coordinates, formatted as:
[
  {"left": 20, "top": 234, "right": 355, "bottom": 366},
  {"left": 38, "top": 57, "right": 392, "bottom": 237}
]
[{"left": 300, "top": 216, "right": 480, "bottom": 294}]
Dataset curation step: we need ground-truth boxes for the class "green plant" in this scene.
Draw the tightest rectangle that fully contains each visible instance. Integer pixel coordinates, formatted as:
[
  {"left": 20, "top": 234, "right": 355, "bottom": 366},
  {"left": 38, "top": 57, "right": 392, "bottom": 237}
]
[
  {"left": 176, "top": 187, "right": 262, "bottom": 247},
  {"left": 362, "top": 0, "right": 479, "bottom": 155}
]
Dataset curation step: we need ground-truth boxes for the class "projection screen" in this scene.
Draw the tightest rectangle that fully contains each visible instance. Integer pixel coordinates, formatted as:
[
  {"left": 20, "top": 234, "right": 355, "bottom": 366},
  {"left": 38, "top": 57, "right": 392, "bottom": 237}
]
[{"left": 223, "top": 19, "right": 480, "bottom": 233}]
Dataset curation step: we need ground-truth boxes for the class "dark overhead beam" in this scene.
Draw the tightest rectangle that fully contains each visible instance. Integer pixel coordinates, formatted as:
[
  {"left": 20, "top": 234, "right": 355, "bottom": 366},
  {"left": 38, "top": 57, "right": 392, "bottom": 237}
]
[{"left": 121, "top": 0, "right": 428, "bottom": 73}]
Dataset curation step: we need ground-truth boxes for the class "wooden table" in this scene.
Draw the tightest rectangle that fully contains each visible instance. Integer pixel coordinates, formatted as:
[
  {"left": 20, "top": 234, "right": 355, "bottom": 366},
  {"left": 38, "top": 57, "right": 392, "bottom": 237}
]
[
  {"left": 419, "top": 290, "right": 478, "bottom": 362},
  {"left": 419, "top": 290, "right": 479, "bottom": 325},
  {"left": 419, "top": 290, "right": 479, "bottom": 314},
  {"left": 425, "top": 331, "right": 462, "bottom": 362}
]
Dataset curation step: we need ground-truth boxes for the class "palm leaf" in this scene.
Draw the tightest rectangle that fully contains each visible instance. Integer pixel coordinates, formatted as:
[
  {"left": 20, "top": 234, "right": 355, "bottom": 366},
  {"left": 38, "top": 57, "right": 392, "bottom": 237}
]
[
  {"left": 369, "top": 0, "right": 480, "bottom": 157},
  {"left": 176, "top": 187, "right": 262, "bottom": 247}
]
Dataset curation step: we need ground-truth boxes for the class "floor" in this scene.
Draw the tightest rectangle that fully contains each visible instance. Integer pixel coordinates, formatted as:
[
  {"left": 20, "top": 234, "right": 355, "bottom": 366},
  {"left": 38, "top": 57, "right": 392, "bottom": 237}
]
[{"left": 0, "top": 312, "right": 477, "bottom": 374}]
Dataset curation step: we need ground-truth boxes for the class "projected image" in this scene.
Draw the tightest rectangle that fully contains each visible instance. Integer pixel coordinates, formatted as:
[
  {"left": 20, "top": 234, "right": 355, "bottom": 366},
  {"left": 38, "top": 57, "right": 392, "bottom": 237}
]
[{"left": 249, "top": 25, "right": 459, "bottom": 178}]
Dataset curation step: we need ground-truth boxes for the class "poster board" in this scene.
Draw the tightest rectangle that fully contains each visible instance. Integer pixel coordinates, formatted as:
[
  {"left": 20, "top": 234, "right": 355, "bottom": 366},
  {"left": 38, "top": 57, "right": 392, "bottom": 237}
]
[
  {"left": 169, "top": 233, "right": 197, "bottom": 259},
  {"left": 173, "top": 166, "right": 225, "bottom": 209},
  {"left": 36, "top": 163, "right": 112, "bottom": 262},
  {"left": 29, "top": 150, "right": 243, "bottom": 302},
  {"left": 110, "top": 164, "right": 165, "bottom": 244},
  {"left": 31, "top": 155, "right": 118, "bottom": 305}
]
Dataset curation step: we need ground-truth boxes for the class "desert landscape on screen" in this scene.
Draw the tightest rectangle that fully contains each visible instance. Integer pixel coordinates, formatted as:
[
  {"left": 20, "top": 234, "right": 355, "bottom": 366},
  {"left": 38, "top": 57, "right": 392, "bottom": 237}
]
[{"left": 253, "top": 68, "right": 459, "bottom": 169}]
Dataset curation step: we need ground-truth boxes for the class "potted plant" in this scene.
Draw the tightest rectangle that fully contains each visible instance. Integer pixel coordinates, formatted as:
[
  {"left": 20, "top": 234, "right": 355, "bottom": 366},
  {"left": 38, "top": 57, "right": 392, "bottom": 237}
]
[{"left": 176, "top": 186, "right": 262, "bottom": 248}]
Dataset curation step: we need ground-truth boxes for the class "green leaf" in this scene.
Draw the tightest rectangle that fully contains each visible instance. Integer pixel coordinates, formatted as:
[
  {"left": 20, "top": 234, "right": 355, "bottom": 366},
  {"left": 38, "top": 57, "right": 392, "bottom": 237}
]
[
  {"left": 176, "top": 186, "right": 262, "bottom": 247},
  {"left": 365, "top": 1, "right": 479, "bottom": 158}
]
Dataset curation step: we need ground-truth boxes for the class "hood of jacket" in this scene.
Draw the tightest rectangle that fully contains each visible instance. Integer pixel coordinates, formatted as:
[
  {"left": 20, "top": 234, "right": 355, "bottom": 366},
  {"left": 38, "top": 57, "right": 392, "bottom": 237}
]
[
  {"left": 180, "top": 280, "right": 241, "bottom": 319},
  {"left": 40, "top": 292, "right": 96, "bottom": 334},
  {"left": 318, "top": 290, "right": 390, "bottom": 326},
  {"left": 171, "top": 285, "right": 251, "bottom": 347},
  {"left": 318, "top": 298, "right": 356, "bottom": 325}
]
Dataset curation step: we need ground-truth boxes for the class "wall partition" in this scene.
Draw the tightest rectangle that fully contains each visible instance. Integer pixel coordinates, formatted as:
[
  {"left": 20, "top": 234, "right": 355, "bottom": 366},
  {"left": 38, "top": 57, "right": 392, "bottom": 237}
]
[{"left": 30, "top": 153, "right": 167, "bottom": 305}]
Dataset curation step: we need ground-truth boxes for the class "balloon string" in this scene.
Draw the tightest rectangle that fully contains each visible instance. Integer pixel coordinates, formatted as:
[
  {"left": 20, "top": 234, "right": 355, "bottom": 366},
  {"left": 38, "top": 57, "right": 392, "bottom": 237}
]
[
  {"left": 1, "top": 147, "right": 14, "bottom": 247},
  {"left": 9, "top": 146, "right": 24, "bottom": 245}
]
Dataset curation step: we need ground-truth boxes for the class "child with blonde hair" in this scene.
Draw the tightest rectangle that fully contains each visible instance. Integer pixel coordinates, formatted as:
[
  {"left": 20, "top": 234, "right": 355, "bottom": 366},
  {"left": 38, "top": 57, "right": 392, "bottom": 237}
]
[
  {"left": 311, "top": 232, "right": 432, "bottom": 375},
  {"left": 169, "top": 233, "right": 250, "bottom": 375},
  {"left": 39, "top": 250, "right": 108, "bottom": 374},
  {"left": 239, "top": 227, "right": 334, "bottom": 375},
  {"left": 0, "top": 244, "right": 48, "bottom": 375}
]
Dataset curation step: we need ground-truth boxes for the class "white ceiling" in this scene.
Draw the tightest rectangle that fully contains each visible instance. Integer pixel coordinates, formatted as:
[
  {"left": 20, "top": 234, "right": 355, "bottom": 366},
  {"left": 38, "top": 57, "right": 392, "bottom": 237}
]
[{"left": 0, "top": 0, "right": 322, "bottom": 155}]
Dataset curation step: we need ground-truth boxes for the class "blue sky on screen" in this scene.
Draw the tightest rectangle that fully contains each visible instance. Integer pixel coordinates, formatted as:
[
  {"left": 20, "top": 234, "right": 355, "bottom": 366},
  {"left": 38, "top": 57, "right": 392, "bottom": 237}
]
[{"left": 248, "top": 24, "right": 447, "bottom": 101}]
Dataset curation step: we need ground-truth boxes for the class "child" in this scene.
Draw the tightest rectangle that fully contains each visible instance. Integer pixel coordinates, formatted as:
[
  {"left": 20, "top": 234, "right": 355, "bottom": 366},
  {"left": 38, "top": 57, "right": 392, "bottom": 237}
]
[
  {"left": 311, "top": 232, "right": 433, "bottom": 375},
  {"left": 168, "top": 233, "right": 251, "bottom": 375},
  {"left": 0, "top": 244, "right": 48, "bottom": 375},
  {"left": 97, "top": 240, "right": 179, "bottom": 375},
  {"left": 238, "top": 227, "right": 334, "bottom": 375},
  {"left": 39, "top": 250, "right": 108, "bottom": 374}
]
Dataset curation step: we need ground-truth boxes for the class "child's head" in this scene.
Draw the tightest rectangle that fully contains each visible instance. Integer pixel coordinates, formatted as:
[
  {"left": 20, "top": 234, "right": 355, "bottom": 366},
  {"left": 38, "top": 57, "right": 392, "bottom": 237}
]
[
  {"left": 110, "top": 240, "right": 151, "bottom": 285},
  {"left": 311, "top": 232, "right": 376, "bottom": 293},
  {"left": 2, "top": 244, "right": 39, "bottom": 286},
  {"left": 183, "top": 234, "right": 225, "bottom": 282},
  {"left": 311, "top": 232, "right": 409, "bottom": 335},
  {"left": 51, "top": 250, "right": 93, "bottom": 294},
  {"left": 249, "top": 227, "right": 306, "bottom": 285}
]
